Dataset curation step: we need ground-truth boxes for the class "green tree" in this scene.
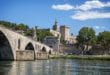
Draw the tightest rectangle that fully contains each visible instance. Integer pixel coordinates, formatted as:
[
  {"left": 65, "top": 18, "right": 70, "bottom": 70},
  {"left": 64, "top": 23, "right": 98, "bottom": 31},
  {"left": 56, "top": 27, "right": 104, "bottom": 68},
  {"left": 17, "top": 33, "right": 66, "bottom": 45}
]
[
  {"left": 25, "top": 29, "right": 33, "bottom": 36},
  {"left": 0, "top": 20, "right": 16, "bottom": 28},
  {"left": 37, "top": 29, "right": 53, "bottom": 42},
  {"left": 98, "top": 31, "right": 110, "bottom": 52},
  {"left": 77, "top": 27, "right": 96, "bottom": 54},
  {"left": 14, "top": 23, "right": 29, "bottom": 31},
  {"left": 0, "top": 21, "right": 29, "bottom": 31}
]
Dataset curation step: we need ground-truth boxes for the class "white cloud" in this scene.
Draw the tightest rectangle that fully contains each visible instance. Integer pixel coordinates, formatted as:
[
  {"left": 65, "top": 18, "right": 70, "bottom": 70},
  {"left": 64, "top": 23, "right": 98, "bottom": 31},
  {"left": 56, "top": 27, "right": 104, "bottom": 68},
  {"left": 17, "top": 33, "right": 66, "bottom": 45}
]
[
  {"left": 77, "top": 0, "right": 110, "bottom": 11},
  {"left": 52, "top": 0, "right": 110, "bottom": 20},
  {"left": 71, "top": 11, "right": 110, "bottom": 20},
  {"left": 52, "top": 0, "right": 110, "bottom": 11},
  {"left": 52, "top": 4, "right": 74, "bottom": 11}
]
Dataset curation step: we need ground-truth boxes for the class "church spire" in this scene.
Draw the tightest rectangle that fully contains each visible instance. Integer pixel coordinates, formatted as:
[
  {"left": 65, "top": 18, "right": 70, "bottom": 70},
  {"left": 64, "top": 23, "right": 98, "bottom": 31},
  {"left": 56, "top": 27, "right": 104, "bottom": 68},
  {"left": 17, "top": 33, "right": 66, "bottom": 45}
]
[{"left": 53, "top": 19, "right": 59, "bottom": 32}]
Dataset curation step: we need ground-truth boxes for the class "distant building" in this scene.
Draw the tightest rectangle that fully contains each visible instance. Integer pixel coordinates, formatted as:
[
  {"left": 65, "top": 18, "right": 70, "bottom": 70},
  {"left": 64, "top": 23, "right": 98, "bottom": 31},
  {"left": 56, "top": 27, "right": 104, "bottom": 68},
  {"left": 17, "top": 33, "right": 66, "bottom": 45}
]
[
  {"left": 69, "top": 36, "right": 77, "bottom": 44},
  {"left": 53, "top": 20, "right": 59, "bottom": 32},
  {"left": 45, "top": 20, "right": 77, "bottom": 53},
  {"left": 51, "top": 20, "right": 77, "bottom": 44},
  {"left": 43, "top": 36, "right": 60, "bottom": 53},
  {"left": 60, "top": 25, "right": 70, "bottom": 41},
  {"left": 49, "top": 29, "right": 61, "bottom": 38}
]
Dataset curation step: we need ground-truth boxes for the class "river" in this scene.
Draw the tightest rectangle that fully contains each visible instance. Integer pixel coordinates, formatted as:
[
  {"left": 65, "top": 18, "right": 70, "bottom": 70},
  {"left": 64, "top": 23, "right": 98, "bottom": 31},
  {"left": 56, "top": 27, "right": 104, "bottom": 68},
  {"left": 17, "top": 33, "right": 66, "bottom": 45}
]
[{"left": 0, "top": 59, "right": 110, "bottom": 75}]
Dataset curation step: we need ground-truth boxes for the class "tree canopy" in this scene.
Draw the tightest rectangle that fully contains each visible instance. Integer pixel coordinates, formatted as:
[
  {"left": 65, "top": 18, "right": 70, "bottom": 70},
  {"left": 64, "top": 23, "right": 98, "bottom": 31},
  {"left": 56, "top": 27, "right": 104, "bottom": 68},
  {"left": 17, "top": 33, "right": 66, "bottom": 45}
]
[
  {"left": 77, "top": 27, "right": 96, "bottom": 51},
  {"left": 36, "top": 29, "right": 53, "bottom": 42},
  {"left": 98, "top": 31, "right": 110, "bottom": 50},
  {"left": 0, "top": 20, "right": 29, "bottom": 31}
]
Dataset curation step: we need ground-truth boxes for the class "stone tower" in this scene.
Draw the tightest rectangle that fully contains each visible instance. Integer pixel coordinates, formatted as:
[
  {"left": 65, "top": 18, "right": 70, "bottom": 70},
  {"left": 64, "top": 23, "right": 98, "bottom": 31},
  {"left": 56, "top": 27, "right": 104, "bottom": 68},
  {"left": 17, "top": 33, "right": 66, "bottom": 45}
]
[
  {"left": 60, "top": 25, "right": 70, "bottom": 41},
  {"left": 33, "top": 26, "right": 37, "bottom": 41},
  {"left": 53, "top": 20, "right": 59, "bottom": 32}
]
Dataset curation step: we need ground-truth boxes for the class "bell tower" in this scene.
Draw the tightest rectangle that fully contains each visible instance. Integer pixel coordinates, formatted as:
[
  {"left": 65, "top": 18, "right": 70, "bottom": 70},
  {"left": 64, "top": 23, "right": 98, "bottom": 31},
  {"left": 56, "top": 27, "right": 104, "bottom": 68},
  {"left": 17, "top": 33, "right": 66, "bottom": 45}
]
[{"left": 53, "top": 20, "right": 59, "bottom": 32}]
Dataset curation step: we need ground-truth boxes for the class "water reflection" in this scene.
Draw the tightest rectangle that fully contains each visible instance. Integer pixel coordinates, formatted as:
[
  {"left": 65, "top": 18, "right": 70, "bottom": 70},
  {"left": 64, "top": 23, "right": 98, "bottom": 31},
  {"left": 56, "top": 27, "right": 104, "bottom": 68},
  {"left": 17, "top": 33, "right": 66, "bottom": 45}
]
[{"left": 0, "top": 59, "right": 110, "bottom": 75}]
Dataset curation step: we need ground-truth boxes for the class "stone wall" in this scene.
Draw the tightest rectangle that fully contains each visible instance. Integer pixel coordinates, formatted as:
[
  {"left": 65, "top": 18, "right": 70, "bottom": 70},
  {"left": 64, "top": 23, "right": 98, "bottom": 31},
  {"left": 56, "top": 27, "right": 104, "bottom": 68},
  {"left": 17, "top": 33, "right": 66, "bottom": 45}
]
[{"left": 16, "top": 50, "right": 35, "bottom": 60}]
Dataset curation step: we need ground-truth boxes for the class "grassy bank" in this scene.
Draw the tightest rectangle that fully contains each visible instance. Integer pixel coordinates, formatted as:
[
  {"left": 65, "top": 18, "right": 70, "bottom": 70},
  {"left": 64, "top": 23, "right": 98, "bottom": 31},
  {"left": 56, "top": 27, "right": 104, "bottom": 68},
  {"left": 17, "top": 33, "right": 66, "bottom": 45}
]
[{"left": 49, "top": 55, "right": 110, "bottom": 60}]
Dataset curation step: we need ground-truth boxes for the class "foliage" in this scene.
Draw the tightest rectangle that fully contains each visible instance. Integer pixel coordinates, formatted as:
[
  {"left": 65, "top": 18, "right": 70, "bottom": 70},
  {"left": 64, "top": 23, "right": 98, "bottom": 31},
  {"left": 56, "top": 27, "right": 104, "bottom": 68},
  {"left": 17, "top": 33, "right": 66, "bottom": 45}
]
[
  {"left": 25, "top": 29, "right": 33, "bottom": 36},
  {"left": 36, "top": 29, "right": 53, "bottom": 42},
  {"left": 77, "top": 27, "right": 96, "bottom": 51},
  {"left": 97, "top": 31, "right": 110, "bottom": 50},
  {"left": 0, "top": 20, "right": 16, "bottom": 29},
  {"left": 0, "top": 20, "right": 29, "bottom": 31},
  {"left": 14, "top": 23, "right": 29, "bottom": 31}
]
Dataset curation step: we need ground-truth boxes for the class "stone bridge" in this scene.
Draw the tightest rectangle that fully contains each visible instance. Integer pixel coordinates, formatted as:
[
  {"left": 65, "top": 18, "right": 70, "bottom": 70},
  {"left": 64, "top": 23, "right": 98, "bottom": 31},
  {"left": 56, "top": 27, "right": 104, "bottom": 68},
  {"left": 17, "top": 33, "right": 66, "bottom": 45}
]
[{"left": 0, "top": 25, "right": 53, "bottom": 60}]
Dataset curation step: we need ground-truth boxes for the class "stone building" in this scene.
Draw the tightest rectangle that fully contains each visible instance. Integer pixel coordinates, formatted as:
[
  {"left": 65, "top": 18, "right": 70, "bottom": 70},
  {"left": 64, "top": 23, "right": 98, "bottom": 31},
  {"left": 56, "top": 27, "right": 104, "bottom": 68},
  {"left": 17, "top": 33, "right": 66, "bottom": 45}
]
[
  {"left": 49, "top": 29, "right": 61, "bottom": 38},
  {"left": 43, "top": 36, "right": 60, "bottom": 53},
  {"left": 52, "top": 20, "right": 70, "bottom": 42},
  {"left": 60, "top": 25, "right": 70, "bottom": 42},
  {"left": 44, "top": 20, "right": 77, "bottom": 53},
  {"left": 69, "top": 34, "right": 77, "bottom": 44}
]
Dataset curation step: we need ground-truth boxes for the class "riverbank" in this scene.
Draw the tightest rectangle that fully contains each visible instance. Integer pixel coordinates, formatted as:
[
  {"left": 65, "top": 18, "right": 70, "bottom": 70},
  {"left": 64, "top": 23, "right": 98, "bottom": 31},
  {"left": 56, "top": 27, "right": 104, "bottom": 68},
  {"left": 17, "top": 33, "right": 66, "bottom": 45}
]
[{"left": 49, "top": 55, "right": 110, "bottom": 60}]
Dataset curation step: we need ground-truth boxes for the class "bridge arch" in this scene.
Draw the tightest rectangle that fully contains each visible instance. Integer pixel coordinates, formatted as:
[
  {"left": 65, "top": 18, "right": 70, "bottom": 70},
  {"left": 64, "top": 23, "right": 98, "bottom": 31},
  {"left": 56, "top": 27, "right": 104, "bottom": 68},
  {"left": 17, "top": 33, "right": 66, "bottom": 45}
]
[
  {"left": 0, "top": 31, "right": 14, "bottom": 60},
  {"left": 41, "top": 47, "right": 47, "bottom": 52},
  {"left": 25, "top": 42, "right": 34, "bottom": 50}
]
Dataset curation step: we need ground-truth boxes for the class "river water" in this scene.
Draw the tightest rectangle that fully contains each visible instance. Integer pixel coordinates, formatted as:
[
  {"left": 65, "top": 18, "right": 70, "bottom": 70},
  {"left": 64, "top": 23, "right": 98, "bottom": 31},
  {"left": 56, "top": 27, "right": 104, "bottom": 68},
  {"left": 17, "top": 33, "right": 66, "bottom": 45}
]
[{"left": 0, "top": 59, "right": 110, "bottom": 75}]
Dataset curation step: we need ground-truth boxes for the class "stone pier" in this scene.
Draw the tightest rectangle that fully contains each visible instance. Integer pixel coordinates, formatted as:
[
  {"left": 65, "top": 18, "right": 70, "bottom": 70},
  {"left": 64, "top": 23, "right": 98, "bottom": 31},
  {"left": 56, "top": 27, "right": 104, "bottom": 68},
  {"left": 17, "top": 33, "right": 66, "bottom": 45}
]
[
  {"left": 36, "top": 52, "right": 49, "bottom": 60},
  {"left": 16, "top": 50, "right": 35, "bottom": 61}
]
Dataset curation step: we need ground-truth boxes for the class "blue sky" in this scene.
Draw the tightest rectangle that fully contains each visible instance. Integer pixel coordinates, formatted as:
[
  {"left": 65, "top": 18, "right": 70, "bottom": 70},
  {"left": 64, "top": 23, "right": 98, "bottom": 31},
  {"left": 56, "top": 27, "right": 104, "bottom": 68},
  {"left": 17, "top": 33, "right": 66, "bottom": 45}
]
[{"left": 0, "top": 0, "right": 110, "bottom": 35}]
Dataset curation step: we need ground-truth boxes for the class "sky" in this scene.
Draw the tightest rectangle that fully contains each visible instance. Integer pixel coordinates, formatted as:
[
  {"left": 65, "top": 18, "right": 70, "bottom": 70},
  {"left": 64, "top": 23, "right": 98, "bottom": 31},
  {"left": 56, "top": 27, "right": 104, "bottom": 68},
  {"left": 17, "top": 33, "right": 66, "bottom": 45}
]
[{"left": 0, "top": 0, "right": 110, "bottom": 35}]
